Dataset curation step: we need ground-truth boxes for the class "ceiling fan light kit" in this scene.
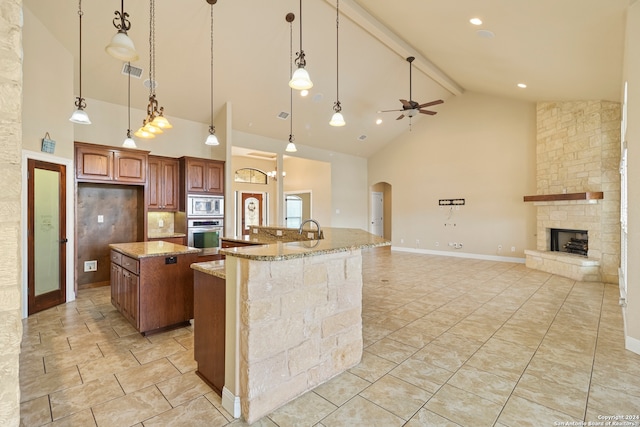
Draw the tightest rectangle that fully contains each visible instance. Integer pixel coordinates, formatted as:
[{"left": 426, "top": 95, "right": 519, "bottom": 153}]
[{"left": 105, "top": 0, "right": 139, "bottom": 62}]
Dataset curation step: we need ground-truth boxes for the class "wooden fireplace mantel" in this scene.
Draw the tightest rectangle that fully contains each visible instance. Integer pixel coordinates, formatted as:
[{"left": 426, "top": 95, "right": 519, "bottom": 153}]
[{"left": 523, "top": 192, "right": 604, "bottom": 202}]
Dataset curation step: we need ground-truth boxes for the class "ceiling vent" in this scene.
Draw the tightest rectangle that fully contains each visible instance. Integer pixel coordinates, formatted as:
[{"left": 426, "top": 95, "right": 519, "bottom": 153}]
[
  {"left": 358, "top": 134, "right": 368, "bottom": 141},
  {"left": 121, "top": 63, "right": 143, "bottom": 79},
  {"left": 277, "top": 111, "right": 290, "bottom": 120}
]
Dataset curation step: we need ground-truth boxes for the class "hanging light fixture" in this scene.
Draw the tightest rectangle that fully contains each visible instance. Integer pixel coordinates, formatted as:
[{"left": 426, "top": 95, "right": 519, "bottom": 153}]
[
  {"left": 105, "top": 0, "right": 139, "bottom": 62},
  {"left": 122, "top": 63, "right": 137, "bottom": 148},
  {"left": 288, "top": 0, "right": 313, "bottom": 91},
  {"left": 205, "top": 0, "right": 219, "bottom": 146},
  {"left": 329, "top": 0, "right": 345, "bottom": 127},
  {"left": 69, "top": 0, "right": 91, "bottom": 125},
  {"left": 286, "top": 13, "right": 298, "bottom": 152},
  {"left": 135, "top": 0, "right": 171, "bottom": 139}
]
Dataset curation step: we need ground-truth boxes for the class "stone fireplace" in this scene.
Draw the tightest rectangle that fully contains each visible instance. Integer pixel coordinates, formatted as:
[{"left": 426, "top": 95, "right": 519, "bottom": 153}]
[{"left": 524, "top": 101, "right": 621, "bottom": 283}]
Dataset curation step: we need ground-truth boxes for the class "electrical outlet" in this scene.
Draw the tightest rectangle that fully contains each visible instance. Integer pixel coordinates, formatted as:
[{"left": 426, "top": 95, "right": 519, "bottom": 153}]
[
  {"left": 84, "top": 260, "right": 97, "bottom": 272},
  {"left": 276, "top": 230, "right": 283, "bottom": 236},
  {"left": 498, "top": 245, "right": 502, "bottom": 251},
  {"left": 158, "top": 219, "right": 164, "bottom": 227},
  {"left": 400, "top": 238, "right": 404, "bottom": 244},
  {"left": 416, "top": 239, "right": 420, "bottom": 247},
  {"left": 435, "top": 241, "right": 439, "bottom": 247},
  {"left": 307, "top": 232, "right": 314, "bottom": 239},
  {"left": 511, "top": 246, "right": 516, "bottom": 252},
  {"left": 97, "top": 215, "right": 104, "bottom": 223}
]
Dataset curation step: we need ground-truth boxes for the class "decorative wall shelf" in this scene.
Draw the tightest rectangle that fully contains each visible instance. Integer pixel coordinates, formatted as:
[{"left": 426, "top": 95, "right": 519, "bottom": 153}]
[{"left": 523, "top": 192, "right": 604, "bottom": 202}]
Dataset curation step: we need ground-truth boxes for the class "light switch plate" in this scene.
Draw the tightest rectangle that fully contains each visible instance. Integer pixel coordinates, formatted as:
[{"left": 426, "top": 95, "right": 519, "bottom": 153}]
[{"left": 98, "top": 215, "right": 104, "bottom": 223}]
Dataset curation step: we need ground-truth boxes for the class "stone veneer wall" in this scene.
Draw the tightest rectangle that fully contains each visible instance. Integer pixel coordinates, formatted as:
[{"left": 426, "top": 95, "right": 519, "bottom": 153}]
[
  {"left": 238, "top": 250, "right": 363, "bottom": 423},
  {"left": 532, "top": 101, "right": 620, "bottom": 283},
  {"left": 0, "top": 1, "right": 23, "bottom": 425}
]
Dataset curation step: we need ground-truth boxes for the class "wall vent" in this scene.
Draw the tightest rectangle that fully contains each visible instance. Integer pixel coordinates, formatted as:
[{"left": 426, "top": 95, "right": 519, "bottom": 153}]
[
  {"left": 277, "top": 111, "right": 290, "bottom": 120},
  {"left": 121, "top": 63, "right": 143, "bottom": 79},
  {"left": 358, "top": 134, "right": 368, "bottom": 141}
]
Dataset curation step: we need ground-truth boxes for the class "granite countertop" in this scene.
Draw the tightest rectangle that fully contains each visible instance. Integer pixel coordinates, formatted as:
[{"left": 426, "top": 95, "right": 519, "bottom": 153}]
[
  {"left": 220, "top": 227, "right": 390, "bottom": 261},
  {"left": 110, "top": 241, "right": 200, "bottom": 259},
  {"left": 191, "top": 260, "right": 226, "bottom": 279}
]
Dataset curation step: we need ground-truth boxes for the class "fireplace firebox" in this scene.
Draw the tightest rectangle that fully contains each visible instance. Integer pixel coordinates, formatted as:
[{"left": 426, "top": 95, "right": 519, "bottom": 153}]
[{"left": 550, "top": 228, "right": 588, "bottom": 257}]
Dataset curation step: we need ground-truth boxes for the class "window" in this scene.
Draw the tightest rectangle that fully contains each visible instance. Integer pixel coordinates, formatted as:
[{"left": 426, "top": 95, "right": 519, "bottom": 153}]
[
  {"left": 234, "top": 168, "right": 267, "bottom": 184},
  {"left": 285, "top": 195, "right": 303, "bottom": 228}
]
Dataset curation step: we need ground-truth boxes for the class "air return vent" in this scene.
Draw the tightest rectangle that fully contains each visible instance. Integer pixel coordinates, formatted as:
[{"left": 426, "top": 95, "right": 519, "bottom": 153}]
[
  {"left": 277, "top": 111, "right": 290, "bottom": 120},
  {"left": 358, "top": 134, "right": 368, "bottom": 141},
  {"left": 121, "top": 63, "right": 143, "bottom": 79}
]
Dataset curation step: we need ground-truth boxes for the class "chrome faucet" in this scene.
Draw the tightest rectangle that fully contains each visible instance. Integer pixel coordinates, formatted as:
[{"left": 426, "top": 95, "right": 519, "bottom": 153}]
[{"left": 298, "top": 219, "right": 323, "bottom": 239}]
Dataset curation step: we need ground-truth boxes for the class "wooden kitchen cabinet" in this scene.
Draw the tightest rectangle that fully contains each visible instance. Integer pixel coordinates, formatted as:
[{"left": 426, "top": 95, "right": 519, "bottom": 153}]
[
  {"left": 110, "top": 252, "right": 140, "bottom": 328},
  {"left": 181, "top": 157, "right": 224, "bottom": 195},
  {"left": 147, "top": 156, "right": 180, "bottom": 211},
  {"left": 76, "top": 142, "right": 148, "bottom": 184}
]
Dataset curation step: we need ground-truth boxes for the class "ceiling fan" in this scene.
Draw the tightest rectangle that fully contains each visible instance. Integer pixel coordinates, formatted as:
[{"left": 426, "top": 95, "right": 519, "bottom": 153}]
[{"left": 378, "top": 56, "right": 444, "bottom": 121}]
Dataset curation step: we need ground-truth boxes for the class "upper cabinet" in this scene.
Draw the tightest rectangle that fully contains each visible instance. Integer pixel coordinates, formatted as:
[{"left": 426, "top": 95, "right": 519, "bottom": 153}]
[
  {"left": 181, "top": 157, "right": 224, "bottom": 195},
  {"left": 147, "top": 156, "right": 180, "bottom": 211},
  {"left": 76, "top": 142, "right": 148, "bottom": 185}
]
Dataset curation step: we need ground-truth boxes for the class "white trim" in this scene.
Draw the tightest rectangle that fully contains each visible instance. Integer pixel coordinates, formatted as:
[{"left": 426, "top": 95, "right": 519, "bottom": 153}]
[
  {"left": 21, "top": 150, "right": 76, "bottom": 318},
  {"left": 221, "top": 386, "right": 241, "bottom": 419},
  {"left": 391, "top": 246, "right": 526, "bottom": 264},
  {"left": 625, "top": 334, "right": 640, "bottom": 356}
]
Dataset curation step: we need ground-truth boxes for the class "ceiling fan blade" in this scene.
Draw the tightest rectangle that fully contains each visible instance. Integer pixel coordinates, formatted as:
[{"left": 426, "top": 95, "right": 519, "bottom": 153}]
[
  {"left": 396, "top": 114, "right": 405, "bottom": 120},
  {"left": 417, "top": 99, "right": 444, "bottom": 108},
  {"left": 378, "top": 109, "right": 403, "bottom": 113},
  {"left": 419, "top": 109, "right": 437, "bottom": 115},
  {"left": 399, "top": 99, "right": 412, "bottom": 109}
]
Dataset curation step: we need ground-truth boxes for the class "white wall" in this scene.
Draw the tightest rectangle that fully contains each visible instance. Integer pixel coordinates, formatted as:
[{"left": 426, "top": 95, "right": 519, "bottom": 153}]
[
  {"left": 368, "top": 91, "right": 537, "bottom": 259},
  {"left": 622, "top": 1, "right": 640, "bottom": 353}
]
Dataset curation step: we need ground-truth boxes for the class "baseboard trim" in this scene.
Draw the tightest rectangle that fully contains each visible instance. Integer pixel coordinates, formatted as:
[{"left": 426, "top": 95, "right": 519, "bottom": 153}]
[
  {"left": 625, "top": 334, "right": 640, "bottom": 356},
  {"left": 222, "top": 386, "right": 241, "bottom": 419},
  {"left": 391, "top": 246, "right": 525, "bottom": 264}
]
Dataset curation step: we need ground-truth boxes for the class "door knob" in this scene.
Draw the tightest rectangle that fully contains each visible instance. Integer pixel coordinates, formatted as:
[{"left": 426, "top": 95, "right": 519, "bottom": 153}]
[{"left": 60, "top": 238, "right": 68, "bottom": 243}]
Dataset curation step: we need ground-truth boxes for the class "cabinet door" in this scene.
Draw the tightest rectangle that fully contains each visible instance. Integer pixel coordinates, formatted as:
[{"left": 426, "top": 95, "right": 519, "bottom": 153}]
[
  {"left": 161, "top": 158, "right": 180, "bottom": 210},
  {"left": 110, "top": 262, "right": 123, "bottom": 310},
  {"left": 114, "top": 151, "right": 147, "bottom": 183},
  {"left": 122, "top": 270, "right": 139, "bottom": 327},
  {"left": 186, "top": 159, "right": 207, "bottom": 193},
  {"left": 204, "top": 161, "right": 224, "bottom": 194},
  {"left": 147, "top": 157, "right": 162, "bottom": 210},
  {"left": 76, "top": 145, "right": 113, "bottom": 181}
]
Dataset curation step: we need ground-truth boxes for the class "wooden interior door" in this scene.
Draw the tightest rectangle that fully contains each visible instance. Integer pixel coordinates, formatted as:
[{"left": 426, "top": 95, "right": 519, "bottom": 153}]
[
  {"left": 27, "top": 159, "right": 67, "bottom": 314},
  {"left": 241, "top": 193, "right": 264, "bottom": 235}
]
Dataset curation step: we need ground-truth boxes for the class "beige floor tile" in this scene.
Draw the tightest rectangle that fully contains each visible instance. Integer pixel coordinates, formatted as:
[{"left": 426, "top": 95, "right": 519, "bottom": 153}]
[
  {"left": 19, "top": 354, "right": 45, "bottom": 380},
  {"left": 156, "top": 370, "right": 213, "bottom": 407},
  {"left": 320, "top": 395, "right": 404, "bottom": 427},
  {"left": 92, "top": 385, "right": 172, "bottom": 427},
  {"left": 364, "top": 337, "right": 418, "bottom": 363},
  {"left": 47, "top": 409, "right": 97, "bottom": 427},
  {"left": 465, "top": 338, "right": 535, "bottom": 381},
  {"left": 404, "top": 408, "right": 462, "bottom": 427},
  {"left": 204, "top": 391, "right": 237, "bottom": 422},
  {"left": 78, "top": 350, "right": 140, "bottom": 382},
  {"left": 43, "top": 343, "right": 104, "bottom": 373},
  {"left": 425, "top": 384, "right": 502, "bottom": 427},
  {"left": 492, "top": 323, "right": 546, "bottom": 349},
  {"left": 348, "top": 351, "right": 396, "bottom": 383},
  {"left": 389, "top": 357, "right": 453, "bottom": 394},
  {"left": 267, "top": 389, "right": 337, "bottom": 426},
  {"left": 412, "top": 342, "right": 470, "bottom": 373},
  {"left": 513, "top": 372, "right": 588, "bottom": 419},
  {"left": 386, "top": 323, "right": 438, "bottom": 348},
  {"left": 167, "top": 348, "right": 198, "bottom": 373},
  {"left": 143, "top": 395, "right": 229, "bottom": 427},
  {"left": 131, "top": 338, "right": 187, "bottom": 364},
  {"left": 587, "top": 382, "right": 640, "bottom": 416},
  {"left": 19, "top": 395, "right": 51, "bottom": 427},
  {"left": 313, "top": 371, "right": 371, "bottom": 406},
  {"left": 20, "top": 365, "right": 83, "bottom": 403},
  {"left": 50, "top": 375, "right": 124, "bottom": 420},
  {"left": 359, "top": 374, "right": 432, "bottom": 420},
  {"left": 115, "top": 357, "right": 181, "bottom": 394},
  {"left": 498, "top": 395, "right": 583, "bottom": 427},
  {"left": 446, "top": 365, "right": 516, "bottom": 405}
]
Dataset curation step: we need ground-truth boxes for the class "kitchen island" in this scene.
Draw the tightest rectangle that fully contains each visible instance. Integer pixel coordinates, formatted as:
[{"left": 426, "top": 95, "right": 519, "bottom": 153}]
[
  {"left": 109, "top": 241, "right": 200, "bottom": 335},
  {"left": 192, "top": 227, "right": 389, "bottom": 423}
]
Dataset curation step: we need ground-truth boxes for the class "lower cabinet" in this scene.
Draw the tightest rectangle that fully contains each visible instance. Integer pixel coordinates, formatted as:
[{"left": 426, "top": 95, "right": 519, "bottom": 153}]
[
  {"left": 194, "top": 270, "right": 225, "bottom": 395},
  {"left": 110, "top": 249, "right": 198, "bottom": 335}
]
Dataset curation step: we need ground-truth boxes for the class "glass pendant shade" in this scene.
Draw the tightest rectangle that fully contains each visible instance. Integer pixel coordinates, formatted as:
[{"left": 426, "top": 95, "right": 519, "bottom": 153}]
[
  {"left": 286, "top": 141, "right": 297, "bottom": 152},
  {"left": 134, "top": 126, "right": 155, "bottom": 139},
  {"left": 151, "top": 114, "right": 172, "bottom": 129},
  {"left": 69, "top": 107, "right": 91, "bottom": 124},
  {"left": 122, "top": 136, "right": 137, "bottom": 148},
  {"left": 329, "top": 111, "right": 345, "bottom": 127},
  {"left": 106, "top": 31, "right": 139, "bottom": 62},
  {"left": 205, "top": 133, "right": 220, "bottom": 146},
  {"left": 143, "top": 122, "right": 162, "bottom": 134},
  {"left": 289, "top": 67, "right": 313, "bottom": 90}
]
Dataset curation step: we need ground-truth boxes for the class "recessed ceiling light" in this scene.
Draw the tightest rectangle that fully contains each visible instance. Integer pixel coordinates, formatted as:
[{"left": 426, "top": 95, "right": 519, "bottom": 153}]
[
  {"left": 376, "top": 118, "right": 382, "bottom": 125},
  {"left": 469, "top": 18, "right": 482, "bottom": 26},
  {"left": 517, "top": 83, "right": 527, "bottom": 88}
]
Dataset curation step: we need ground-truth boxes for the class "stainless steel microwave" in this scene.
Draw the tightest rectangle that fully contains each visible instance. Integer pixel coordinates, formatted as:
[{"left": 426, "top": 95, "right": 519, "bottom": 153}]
[{"left": 187, "top": 195, "right": 223, "bottom": 217}]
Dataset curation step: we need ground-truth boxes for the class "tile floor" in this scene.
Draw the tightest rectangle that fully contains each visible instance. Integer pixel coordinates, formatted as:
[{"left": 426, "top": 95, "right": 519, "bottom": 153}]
[{"left": 20, "top": 248, "right": 640, "bottom": 426}]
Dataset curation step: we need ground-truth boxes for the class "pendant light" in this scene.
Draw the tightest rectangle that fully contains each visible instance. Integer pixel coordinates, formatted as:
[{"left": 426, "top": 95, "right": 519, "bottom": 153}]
[
  {"left": 329, "top": 0, "right": 345, "bottom": 127},
  {"left": 105, "top": 0, "right": 139, "bottom": 62},
  {"left": 135, "top": 0, "right": 171, "bottom": 139},
  {"left": 69, "top": 0, "right": 91, "bottom": 125},
  {"left": 205, "top": 0, "right": 219, "bottom": 146},
  {"left": 288, "top": 0, "right": 313, "bottom": 91},
  {"left": 286, "top": 13, "right": 298, "bottom": 152},
  {"left": 122, "top": 63, "right": 137, "bottom": 148}
]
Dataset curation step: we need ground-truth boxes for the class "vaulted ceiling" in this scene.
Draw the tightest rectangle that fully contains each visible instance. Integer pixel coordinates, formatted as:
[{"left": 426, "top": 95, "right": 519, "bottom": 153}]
[{"left": 24, "top": 0, "right": 629, "bottom": 158}]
